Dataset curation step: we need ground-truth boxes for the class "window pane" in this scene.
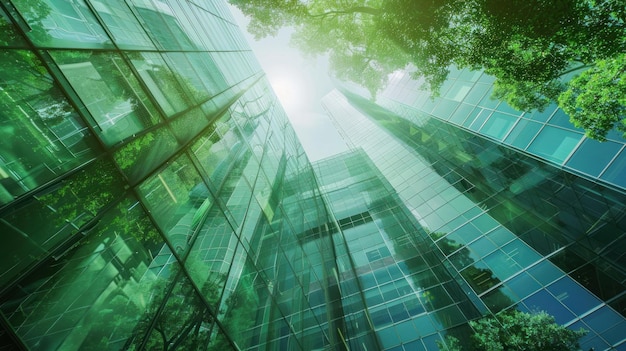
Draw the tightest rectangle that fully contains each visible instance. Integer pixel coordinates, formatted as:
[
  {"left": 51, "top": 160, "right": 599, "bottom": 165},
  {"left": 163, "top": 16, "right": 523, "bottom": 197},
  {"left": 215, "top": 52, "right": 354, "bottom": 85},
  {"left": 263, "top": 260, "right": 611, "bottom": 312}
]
[
  {"left": 600, "top": 148, "right": 626, "bottom": 188},
  {"left": 91, "top": 0, "right": 155, "bottom": 49},
  {"left": 0, "top": 196, "right": 165, "bottom": 350},
  {"left": 113, "top": 126, "right": 179, "bottom": 183},
  {"left": 0, "top": 159, "right": 123, "bottom": 286},
  {"left": 128, "top": 52, "right": 194, "bottom": 116},
  {"left": 480, "top": 112, "right": 517, "bottom": 140},
  {"left": 13, "top": 0, "right": 114, "bottom": 48},
  {"left": 504, "top": 118, "right": 542, "bottom": 149},
  {"left": 0, "top": 50, "right": 99, "bottom": 203},
  {"left": 527, "top": 126, "right": 582, "bottom": 164},
  {"left": 138, "top": 154, "right": 208, "bottom": 254},
  {"left": 566, "top": 138, "right": 622, "bottom": 176},
  {"left": 0, "top": 6, "right": 27, "bottom": 46},
  {"left": 51, "top": 51, "right": 162, "bottom": 145}
]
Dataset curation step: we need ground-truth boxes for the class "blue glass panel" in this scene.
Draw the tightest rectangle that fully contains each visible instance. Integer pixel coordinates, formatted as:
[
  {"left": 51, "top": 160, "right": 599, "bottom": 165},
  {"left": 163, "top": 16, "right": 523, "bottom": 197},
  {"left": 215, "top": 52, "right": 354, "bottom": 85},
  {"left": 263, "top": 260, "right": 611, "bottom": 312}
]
[
  {"left": 422, "top": 334, "right": 445, "bottom": 351},
  {"left": 469, "top": 109, "right": 491, "bottom": 131},
  {"left": 370, "top": 307, "right": 393, "bottom": 328},
  {"left": 483, "top": 250, "right": 521, "bottom": 280},
  {"left": 579, "top": 334, "right": 610, "bottom": 351},
  {"left": 549, "top": 109, "right": 584, "bottom": 131},
  {"left": 501, "top": 240, "right": 541, "bottom": 267},
  {"left": 546, "top": 277, "right": 601, "bottom": 315},
  {"left": 506, "top": 272, "right": 541, "bottom": 300},
  {"left": 600, "top": 148, "right": 626, "bottom": 188},
  {"left": 480, "top": 112, "right": 518, "bottom": 140},
  {"left": 432, "top": 99, "right": 460, "bottom": 120},
  {"left": 412, "top": 315, "right": 437, "bottom": 337},
  {"left": 583, "top": 306, "right": 624, "bottom": 334},
  {"left": 403, "top": 339, "right": 426, "bottom": 351},
  {"left": 601, "top": 322, "right": 626, "bottom": 345},
  {"left": 472, "top": 214, "right": 499, "bottom": 233},
  {"left": 478, "top": 87, "right": 498, "bottom": 109},
  {"left": 469, "top": 237, "right": 497, "bottom": 257},
  {"left": 566, "top": 138, "right": 622, "bottom": 176},
  {"left": 449, "top": 103, "right": 475, "bottom": 125},
  {"left": 378, "top": 326, "right": 401, "bottom": 349},
  {"left": 495, "top": 101, "right": 524, "bottom": 116},
  {"left": 523, "top": 289, "right": 575, "bottom": 324},
  {"left": 527, "top": 261, "right": 564, "bottom": 285},
  {"left": 486, "top": 227, "right": 515, "bottom": 247},
  {"left": 504, "top": 119, "right": 543, "bottom": 149},
  {"left": 527, "top": 126, "right": 583, "bottom": 164}
]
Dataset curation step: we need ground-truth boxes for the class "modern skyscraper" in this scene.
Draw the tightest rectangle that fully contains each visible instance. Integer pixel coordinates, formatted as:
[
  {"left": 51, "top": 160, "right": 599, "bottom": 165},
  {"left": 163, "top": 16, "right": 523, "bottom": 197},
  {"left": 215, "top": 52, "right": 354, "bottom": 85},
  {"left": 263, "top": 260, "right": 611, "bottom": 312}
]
[
  {"left": 0, "top": 1, "right": 331, "bottom": 350},
  {"left": 322, "top": 87, "right": 626, "bottom": 350},
  {"left": 379, "top": 69, "right": 626, "bottom": 191},
  {"left": 2, "top": 1, "right": 625, "bottom": 351}
]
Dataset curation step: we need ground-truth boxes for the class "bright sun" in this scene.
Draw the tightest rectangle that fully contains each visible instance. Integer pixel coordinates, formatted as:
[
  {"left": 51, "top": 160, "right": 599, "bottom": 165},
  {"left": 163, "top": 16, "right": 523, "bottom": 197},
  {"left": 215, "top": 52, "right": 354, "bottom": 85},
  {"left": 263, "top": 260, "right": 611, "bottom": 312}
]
[{"left": 269, "top": 73, "right": 306, "bottom": 114}]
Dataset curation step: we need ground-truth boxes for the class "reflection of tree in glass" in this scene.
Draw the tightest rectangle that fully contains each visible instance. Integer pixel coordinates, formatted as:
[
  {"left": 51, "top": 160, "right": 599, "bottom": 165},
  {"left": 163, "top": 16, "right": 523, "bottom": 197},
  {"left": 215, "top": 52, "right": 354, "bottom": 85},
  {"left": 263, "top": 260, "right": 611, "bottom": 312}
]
[
  {"left": 126, "top": 270, "right": 215, "bottom": 351},
  {"left": 1, "top": 0, "right": 51, "bottom": 45},
  {"left": 37, "top": 160, "right": 124, "bottom": 228},
  {"left": 430, "top": 232, "right": 513, "bottom": 309},
  {"left": 210, "top": 274, "right": 259, "bottom": 349},
  {"left": 439, "top": 310, "right": 586, "bottom": 351}
]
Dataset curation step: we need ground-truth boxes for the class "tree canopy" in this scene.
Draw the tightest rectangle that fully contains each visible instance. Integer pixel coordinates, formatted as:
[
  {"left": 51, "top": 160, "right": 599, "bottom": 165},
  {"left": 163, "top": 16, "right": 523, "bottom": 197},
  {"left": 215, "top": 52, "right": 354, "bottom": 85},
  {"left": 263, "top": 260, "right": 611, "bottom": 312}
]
[
  {"left": 439, "top": 310, "right": 587, "bottom": 351},
  {"left": 229, "top": 0, "right": 626, "bottom": 140}
]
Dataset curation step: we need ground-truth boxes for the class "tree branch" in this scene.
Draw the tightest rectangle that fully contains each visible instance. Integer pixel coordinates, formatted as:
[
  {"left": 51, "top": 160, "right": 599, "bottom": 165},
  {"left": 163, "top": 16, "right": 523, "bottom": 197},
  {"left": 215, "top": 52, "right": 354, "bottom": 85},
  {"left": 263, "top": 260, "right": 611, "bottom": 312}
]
[{"left": 308, "top": 6, "right": 382, "bottom": 19}]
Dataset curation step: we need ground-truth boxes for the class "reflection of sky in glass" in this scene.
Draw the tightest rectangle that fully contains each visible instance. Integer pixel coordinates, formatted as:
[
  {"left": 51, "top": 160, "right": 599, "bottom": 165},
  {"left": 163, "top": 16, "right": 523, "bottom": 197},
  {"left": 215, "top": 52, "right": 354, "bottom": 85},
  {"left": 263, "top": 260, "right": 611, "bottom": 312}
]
[{"left": 228, "top": 5, "right": 348, "bottom": 161}]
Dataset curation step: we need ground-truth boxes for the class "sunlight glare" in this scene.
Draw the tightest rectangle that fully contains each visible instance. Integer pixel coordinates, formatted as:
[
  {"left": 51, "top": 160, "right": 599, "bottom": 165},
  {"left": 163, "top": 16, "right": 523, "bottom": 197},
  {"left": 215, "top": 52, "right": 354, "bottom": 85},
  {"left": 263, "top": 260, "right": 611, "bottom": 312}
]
[{"left": 269, "top": 72, "right": 307, "bottom": 115}]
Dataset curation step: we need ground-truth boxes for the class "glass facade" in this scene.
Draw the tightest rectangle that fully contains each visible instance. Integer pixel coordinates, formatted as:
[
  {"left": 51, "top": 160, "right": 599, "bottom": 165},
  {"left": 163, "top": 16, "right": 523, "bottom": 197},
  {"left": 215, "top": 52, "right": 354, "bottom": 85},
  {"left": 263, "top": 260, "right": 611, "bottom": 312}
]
[
  {"left": 322, "top": 89, "right": 626, "bottom": 350},
  {"left": 2, "top": 1, "right": 626, "bottom": 350},
  {"left": 0, "top": 1, "right": 332, "bottom": 350},
  {"left": 380, "top": 69, "right": 626, "bottom": 190}
]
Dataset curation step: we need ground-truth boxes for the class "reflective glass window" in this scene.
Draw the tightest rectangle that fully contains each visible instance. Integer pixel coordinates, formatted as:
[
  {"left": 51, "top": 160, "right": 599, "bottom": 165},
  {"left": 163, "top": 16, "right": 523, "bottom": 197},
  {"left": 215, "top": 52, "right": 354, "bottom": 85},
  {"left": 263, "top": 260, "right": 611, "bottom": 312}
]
[
  {"left": 526, "top": 105, "right": 557, "bottom": 122},
  {"left": 128, "top": 52, "right": 194, "bottom": 116},
  {"left": 129, "top": 0, "right": 196, "bottom": 50},
  {"left": 0, "top": 159, "right": 123, "bottom": 286},
  {"left": 506, "top": 272, "right": 541, "bottom": 300},
  {"left": 549, "top": 108, "right": 584, "bottom": 131},
  {"left": 113, "top": 126, "right": 179, "bottom": 183},
  {"left": 468, "top": 109, "right": 491, "bottom": 131},
  {"left": 600, "top": 148, "right": 626, "bottom": 188},
  {"left": 138, "top": 154, "right": 208, "bottom": 254},
  {"left": 480, "top": 112, "right": 517, "bottom": 140},
  {"left": 566, "top": 138, "right": 622, "bottom": 176},
  {"left": 0, "top": 6, "right": 27, "bottom": 46},
  {"left": 504, "top": 118, "right": 542, "bottom": 149},
  {"left": 92, "top": 0, "right": 155, "bottom": 49},
  {"left": 0, "top": 196, "right": 164, "bottom": 350},
  {"left": 432, "top": 99, "right": 460, "bottom": 120},
  {"left": 132, "top": 272, "right": 215, "bottom": 350},
  {"left": 463, "top": 83, "right": 490, "bottom": 105},
  {"left": 51, "top": 51, "right": 162, "bottom": 145},
  {"left": 527, "top": 126, "right": 582, "bottom": 164},
  {"left": 0, "top": 50, "right": 99, "bottom": 203},
  {"left": 523, "top": 289, "right": 576, "bottom": 324},
  {"left": 12, "top": 0, "right": 113, "bottom": 48},
  {"left": 215, "top": 254, "right": 264, "bottom": 349},
  {"left": 547, "top": 277, "right": 601, "bottom": 315},
  {"left": 448, "top": 103, "right": 475, "bottom": 125}
]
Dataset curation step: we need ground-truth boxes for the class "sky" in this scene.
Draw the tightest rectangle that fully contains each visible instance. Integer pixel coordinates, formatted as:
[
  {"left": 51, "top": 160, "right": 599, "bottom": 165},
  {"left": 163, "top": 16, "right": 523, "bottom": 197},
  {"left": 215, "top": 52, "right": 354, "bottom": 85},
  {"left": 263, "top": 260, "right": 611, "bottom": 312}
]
[{"left": 227, "top": 5, "right": 349, "bottom": 162}]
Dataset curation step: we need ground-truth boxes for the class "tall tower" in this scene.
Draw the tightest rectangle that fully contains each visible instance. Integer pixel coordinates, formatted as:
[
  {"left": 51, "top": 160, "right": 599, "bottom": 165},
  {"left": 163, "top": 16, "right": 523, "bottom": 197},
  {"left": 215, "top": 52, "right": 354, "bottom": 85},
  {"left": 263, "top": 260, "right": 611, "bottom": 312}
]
[
  {"left": 322, "top": 87, "right": 626, "bottom": 350},
  {"left": 0, "top": 1, "right": 331, "bottom": 350}
]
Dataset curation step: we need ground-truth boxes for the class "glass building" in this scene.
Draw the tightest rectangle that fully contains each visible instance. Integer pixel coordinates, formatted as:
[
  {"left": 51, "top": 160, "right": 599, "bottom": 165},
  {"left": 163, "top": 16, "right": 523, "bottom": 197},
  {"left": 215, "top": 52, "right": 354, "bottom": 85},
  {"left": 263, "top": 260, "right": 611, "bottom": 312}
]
[
  {"left": 322, "top": 88, "right": 626, "bottom": 350},
  {"left": 1, "top": 0, "right": 625, "bottom": 350},
  {"left": 0, "top": 1, "right": 332, "bottom": 349},
  {"left": 379, "top": 69, "right": 626, "bottom": 190}
]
